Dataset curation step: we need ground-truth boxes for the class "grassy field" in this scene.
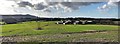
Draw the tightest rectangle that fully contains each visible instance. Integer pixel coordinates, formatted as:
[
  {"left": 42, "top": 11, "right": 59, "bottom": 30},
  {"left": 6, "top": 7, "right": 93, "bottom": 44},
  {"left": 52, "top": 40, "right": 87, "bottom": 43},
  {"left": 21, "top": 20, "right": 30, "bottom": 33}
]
[
  {"left": 2, "top": 21, "right": 118, "bottom": 36},
  {"left": 1, "top": 21, "right": 119, "bottom": 42}
]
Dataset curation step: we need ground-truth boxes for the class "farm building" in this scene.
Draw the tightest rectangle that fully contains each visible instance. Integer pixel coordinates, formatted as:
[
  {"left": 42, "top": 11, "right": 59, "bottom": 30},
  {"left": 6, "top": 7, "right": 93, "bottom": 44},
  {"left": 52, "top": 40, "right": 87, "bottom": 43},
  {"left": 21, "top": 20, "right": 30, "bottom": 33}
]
[{"left": 54, "top": 18, "right": 120, "bottom": 25}]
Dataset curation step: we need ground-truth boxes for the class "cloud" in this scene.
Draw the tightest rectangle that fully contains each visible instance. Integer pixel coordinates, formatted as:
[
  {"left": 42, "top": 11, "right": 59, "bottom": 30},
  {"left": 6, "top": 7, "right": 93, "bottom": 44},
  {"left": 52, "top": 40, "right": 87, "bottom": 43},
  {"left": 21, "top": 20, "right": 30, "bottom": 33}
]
[
  {"left": 34, "top": 3, "right": 47, "bottom": 10},
  {"left": 7, "top": 0, "right": 102, "bottom": 13},
  {"left": 0, "top": 0, "right": 20, "bottom": 14},
  {"left": 98, "top": 0, "right": 119, "bottom": 11},
  {"left": 18, "top": 1, "right": 33, "bottom": 7},
  {"left": 0, "top": 0, "right": 119, "bottom": 18},
  {"left": 16, "top": 2, "right": 101, "bottom": 13},
  {"left": 7, "top": 0, "right": 120, "bottom": 13},
  {"left": 61, "top": 2, "right": 100, "bottom": 10}
]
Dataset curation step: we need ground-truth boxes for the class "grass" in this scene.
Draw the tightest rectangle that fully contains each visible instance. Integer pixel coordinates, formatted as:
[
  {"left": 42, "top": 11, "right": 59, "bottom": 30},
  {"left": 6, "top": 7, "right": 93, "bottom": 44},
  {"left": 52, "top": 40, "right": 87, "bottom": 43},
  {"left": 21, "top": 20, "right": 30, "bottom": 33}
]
[{"left": 2, "top": 21, "right": 119, "bottom": 36}]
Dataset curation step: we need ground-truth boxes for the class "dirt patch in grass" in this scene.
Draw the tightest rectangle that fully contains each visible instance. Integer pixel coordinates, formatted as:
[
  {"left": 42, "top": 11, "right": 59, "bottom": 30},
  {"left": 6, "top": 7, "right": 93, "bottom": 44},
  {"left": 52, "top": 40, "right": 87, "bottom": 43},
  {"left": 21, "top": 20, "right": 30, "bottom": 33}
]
[{"left": 61, "top": 30, "right": 109, "bottom": 34}]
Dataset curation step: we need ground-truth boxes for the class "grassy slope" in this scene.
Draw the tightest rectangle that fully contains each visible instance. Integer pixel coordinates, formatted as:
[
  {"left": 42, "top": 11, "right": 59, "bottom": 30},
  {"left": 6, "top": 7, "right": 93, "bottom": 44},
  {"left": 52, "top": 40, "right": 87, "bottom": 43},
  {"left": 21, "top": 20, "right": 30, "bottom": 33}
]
[
  {"left": 2, "top": 21, "right": 119, "bottom": 36},
  {"left": 2, "top": 30, "right": 118, "bottom": 42}
]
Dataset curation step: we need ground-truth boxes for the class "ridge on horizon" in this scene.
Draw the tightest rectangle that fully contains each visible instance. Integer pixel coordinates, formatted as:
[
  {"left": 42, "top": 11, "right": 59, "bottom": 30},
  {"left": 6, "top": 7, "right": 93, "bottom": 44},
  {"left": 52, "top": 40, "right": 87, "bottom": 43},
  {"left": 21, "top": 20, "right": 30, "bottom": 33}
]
[{"left": 0, "top": 14, "right": 119, "bottom": 19}]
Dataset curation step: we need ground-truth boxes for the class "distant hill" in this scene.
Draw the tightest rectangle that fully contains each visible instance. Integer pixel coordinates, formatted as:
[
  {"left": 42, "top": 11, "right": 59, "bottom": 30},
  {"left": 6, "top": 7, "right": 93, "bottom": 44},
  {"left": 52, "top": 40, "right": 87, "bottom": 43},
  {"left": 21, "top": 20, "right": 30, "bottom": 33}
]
[
  {"left": 0, "top": 14, "right": 119, "bottom": 24},
  {"left": 0, "top": 14, "right": 38, "bottom": 24}
]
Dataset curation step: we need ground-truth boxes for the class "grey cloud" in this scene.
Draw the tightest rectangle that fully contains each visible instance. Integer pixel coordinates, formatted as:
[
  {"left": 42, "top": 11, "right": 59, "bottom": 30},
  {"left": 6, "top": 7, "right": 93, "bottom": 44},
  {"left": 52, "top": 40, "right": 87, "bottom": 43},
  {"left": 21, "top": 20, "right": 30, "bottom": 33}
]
[
  {"left": 47, "top": 2, "right": 59, "bottom": 5},
  {"left": 12, "top": 0, "right": 103, "bottom": 12},
  {"left": 114, "top": 1, "right": 120, "bottom": 6},
  {"left": 31, "top": 2, "right": 59, "bottom": 10},
  {"left": 34, "top": 3, "right": 47, "bottom": 10},
  {"left": 45, "top": 0, "right": 110, "bottom": 2},
  {"left": 61, "top": 2, "right": 100, "bottom": 10},
  {"left": 33, "top": 2, "right": 101, "bottom": 12},
  {"left": 119, "top": 1, "right": 120, "bottom": 6},
  {"left": 43, "top": 9, "right": 51, "bottom": 12},
  {"left": 15, "top": 0, "right": 102, "bottom": 12},
  {"left": 18, "top": 1, "right": 33, "bottom": 7},
  {"left": 14, "top": 0, "right": 118, "bottom": 13}
]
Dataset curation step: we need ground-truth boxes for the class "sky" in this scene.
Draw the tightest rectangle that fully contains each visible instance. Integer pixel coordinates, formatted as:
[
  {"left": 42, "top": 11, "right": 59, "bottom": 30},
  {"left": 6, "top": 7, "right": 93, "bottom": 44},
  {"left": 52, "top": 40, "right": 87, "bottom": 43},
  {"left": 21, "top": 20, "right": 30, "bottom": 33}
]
[{"left": 0, "top": 0, "right": 119, "bottom": 18}]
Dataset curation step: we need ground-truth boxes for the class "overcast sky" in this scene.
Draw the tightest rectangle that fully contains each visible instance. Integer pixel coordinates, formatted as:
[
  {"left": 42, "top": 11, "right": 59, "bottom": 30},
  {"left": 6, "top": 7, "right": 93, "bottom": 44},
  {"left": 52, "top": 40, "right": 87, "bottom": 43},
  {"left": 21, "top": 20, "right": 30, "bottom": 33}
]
[{"left": 0, "top": 0, "right": 119, "bottom": 18}]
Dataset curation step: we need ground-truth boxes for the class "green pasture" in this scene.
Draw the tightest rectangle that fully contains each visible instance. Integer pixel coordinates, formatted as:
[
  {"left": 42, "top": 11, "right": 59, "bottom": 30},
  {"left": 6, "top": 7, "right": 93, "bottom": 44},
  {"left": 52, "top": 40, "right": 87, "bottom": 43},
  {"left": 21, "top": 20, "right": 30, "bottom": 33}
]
[{"left": 1, "top": 21, "right": 119, "bottom": 36}]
